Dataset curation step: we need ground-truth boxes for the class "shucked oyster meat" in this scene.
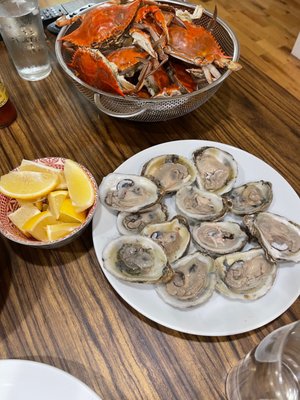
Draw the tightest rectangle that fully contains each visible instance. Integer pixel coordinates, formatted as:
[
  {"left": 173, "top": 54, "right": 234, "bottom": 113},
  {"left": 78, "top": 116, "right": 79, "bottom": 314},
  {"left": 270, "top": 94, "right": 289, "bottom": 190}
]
[
  {"left": 102, "top": 235, "right": 173, "bottom": 283},
  {"left": 244, "top": 212, "right": 300, "bottom": 262},
  {"left": 156, "top": 251, "right": 216, "bottom": 309},
  {"left": 192, "top": 221, "right": 248, "bottom": 257},
  {"left": 215, "top": 248, "right": 277, "bottom": 300},
  {"left": 224, "top": 180, "right": 273, "bottom": 215},
  {"left": 100, "top": 145, "right": 298, "bottom": 308},
  {"left": 99, "top": 173, "right": 160, "bottom": 212},
  {"left": 117, "top": 202, "right": 168, "bottom": 235},
  {"left": 176, "top": 185, "right": 227, "bottom": 222},
  {"left": 141, "top": 154, "right": 197, "bottom": 194},
  {"left": 193, "top": 147, "right": 238, "bottom": 195},
  {"left": 141, "top": 215, "right": 190, "bottom": 263}
]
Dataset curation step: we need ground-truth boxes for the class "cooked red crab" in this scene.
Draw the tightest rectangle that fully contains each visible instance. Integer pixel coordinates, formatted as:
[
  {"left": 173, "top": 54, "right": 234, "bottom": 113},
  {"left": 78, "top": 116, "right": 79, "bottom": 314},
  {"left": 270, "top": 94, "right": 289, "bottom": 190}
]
[
  {"left": 59, "top": 0, "right": 241, "bottom": 98},
  {"left": 58, "top": 0, "right": 141, "bottom": 47}
]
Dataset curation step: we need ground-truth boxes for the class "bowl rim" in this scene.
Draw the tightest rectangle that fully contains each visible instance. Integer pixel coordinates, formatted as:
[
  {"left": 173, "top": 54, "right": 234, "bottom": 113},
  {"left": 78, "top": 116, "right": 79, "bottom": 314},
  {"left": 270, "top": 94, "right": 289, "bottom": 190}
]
[
  {"left": 55, "top": 0, "right": 240, "bottom": 103},
  {"left": 0, "top": 157, "right": 99, "bottom": 248}
]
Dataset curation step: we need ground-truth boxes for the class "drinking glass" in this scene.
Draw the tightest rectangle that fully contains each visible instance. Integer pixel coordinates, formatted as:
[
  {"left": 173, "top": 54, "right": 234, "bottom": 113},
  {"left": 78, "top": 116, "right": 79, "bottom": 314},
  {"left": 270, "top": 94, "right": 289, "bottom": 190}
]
[
  {"left": 0, "top": 0, "right": 51, "bottom": 81},
  {"left": 226, "top": 321, "right": 300, "bottom": 400}
]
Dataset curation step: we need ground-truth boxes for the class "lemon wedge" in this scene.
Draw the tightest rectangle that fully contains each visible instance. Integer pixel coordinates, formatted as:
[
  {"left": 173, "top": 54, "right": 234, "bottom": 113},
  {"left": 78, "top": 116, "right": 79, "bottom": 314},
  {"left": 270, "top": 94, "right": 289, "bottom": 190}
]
[
  {"left": 46, "top": 222, "right": 81, "bottom": 241},
  {"left": 23, "top": 210, "right": 57, "bottom": 241},
  {"left": 0, "top": 171, "right": 59, "bottom": 200},
  {"left": 18, "top": 199, "right": 44, "bottom": 210},
  {"left": 19, "top": 159, "right": 67, "bottom": 189},
  {"left": 63, "top": 159, "right": 95, "bottom": 212},
  {"left": 8, "top": 205, "right": 41, "bottom": 236},
  {"left": 47, "top": 190, "right": 68, "bottom": 219},
  {"left": 59, "top": 198, "right": 86, "bottom": 223}
]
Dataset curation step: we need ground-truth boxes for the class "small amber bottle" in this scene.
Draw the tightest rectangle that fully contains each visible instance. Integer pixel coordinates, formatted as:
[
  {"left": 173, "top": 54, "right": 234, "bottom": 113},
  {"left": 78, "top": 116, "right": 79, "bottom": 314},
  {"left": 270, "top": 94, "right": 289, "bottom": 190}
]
[{"left": 0, "top": 81, "right": 17, "bottom": 128}]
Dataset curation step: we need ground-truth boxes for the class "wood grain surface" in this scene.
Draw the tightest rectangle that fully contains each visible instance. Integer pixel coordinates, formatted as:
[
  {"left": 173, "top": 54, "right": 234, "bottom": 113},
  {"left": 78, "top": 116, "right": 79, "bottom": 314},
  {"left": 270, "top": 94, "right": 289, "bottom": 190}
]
[{"left": 0, "top": 0, "right": 300, "bottom": 399}]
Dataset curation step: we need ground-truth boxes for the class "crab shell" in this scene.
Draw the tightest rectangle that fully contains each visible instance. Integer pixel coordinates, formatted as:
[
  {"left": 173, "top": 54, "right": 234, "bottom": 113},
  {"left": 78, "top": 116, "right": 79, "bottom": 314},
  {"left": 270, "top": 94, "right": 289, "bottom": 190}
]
[
  {"left": 60, "top": 0, "right": 141, "bottom": 47},
  {"left": 166, "top": 21, "right": 226, "bottom": 66}
]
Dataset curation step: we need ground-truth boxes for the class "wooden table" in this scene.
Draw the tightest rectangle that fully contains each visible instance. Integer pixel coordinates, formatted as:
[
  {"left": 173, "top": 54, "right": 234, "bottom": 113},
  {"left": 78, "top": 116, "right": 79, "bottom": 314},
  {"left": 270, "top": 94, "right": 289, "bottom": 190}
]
[{"left": 0, "top": 0, "right": 299, "bottom": 398}]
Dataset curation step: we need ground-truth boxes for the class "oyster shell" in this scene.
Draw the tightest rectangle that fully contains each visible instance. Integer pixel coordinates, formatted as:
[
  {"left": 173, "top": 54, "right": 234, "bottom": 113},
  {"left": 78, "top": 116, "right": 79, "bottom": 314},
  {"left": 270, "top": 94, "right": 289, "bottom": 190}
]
[
  {"left": 141, "top": 154, "right": 197, "bottom": 194},
  {"left": 224, "top": 180, "right": 273, "bottom": 215},
  {"left": 117, "top": 202, "right": 168, "bottom": 235},
  {"left": 176, "top": 185, "right": 227, "bottom": 222},
  {"left": 243, "top": 212, "right": 300, "bottom": 262},
  {"left": 193, "top": 147, "right": 238, "bottom": 195},
  {"left": 99, "top": 173, "right": 160, "bottom": 212},
  {"left": 102, "top": 235, "right": 173, "bottom": 283},
  {"left": 141, "top": 215, "right": 190, "bottom": 263},
  {"left": 215, "top": 248, "right": 277, "bottom": 300},
  {"left": 192, "top": 221, "right": 248, "bottom": 257},
  {"left": 156, "top": 251, "right": 216, "bottom": 309}
]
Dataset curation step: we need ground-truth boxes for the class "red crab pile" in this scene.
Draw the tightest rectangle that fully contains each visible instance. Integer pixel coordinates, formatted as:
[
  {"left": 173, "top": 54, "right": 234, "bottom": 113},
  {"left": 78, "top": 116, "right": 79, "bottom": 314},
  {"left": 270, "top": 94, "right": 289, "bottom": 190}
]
[{"left": 57, "top": 0, "right": 241, "bottom": 98}]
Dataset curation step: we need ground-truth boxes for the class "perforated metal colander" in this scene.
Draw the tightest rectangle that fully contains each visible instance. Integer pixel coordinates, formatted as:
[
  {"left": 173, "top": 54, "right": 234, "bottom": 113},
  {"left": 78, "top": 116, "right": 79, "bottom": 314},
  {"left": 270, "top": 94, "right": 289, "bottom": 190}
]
[{"left": 55, "top": 0, "right": 240, "bottom": 122}]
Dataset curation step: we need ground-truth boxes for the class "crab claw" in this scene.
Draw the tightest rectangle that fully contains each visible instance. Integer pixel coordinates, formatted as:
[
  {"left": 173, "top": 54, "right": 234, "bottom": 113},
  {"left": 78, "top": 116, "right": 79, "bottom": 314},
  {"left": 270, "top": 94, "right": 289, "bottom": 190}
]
[
  {"left": 69, "top": 48, "right": 126, "bottom": 96},
  {"left": 135, "top": 4, "right": 170, "bottom": 41},
  {"left": 55, "top": 14, "right": 81, "bottom": 27},
  {"left": 129, "top": 27, "right": 158, "bottom": 59}
]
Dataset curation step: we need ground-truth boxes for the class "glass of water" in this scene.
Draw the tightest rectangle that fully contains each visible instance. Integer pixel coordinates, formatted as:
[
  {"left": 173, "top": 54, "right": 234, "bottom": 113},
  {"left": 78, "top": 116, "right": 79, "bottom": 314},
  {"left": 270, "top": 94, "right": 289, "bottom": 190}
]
[
  {"left": 226, "top": 321, "right": 300, "bottom": 400},
  {"left": 0, "top": 0, "right": 51, "bottom": 81}
]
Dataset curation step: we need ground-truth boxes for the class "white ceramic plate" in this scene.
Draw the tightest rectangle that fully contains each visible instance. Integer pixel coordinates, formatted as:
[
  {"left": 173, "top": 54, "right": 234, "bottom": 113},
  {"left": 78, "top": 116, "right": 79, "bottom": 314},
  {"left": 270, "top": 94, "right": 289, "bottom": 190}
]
[
  {"left": 92, "top": 140, "right": 300, "bottom": 336},
  {"left": 0, "top": 360, "right": 101, "bottom": 400}
]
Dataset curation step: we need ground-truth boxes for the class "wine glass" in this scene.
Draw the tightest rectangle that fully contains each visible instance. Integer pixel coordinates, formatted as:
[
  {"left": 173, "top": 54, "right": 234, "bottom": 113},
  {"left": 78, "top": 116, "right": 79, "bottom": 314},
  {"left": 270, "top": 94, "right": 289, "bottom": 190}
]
[{"left": 226, "top": 321, "right": 300, "bottom": 400}]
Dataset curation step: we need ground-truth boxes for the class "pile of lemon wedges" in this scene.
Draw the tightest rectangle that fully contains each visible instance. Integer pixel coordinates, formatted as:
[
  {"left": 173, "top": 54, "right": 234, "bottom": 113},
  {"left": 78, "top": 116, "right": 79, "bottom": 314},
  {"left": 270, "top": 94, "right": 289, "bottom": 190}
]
[{"left": 0, "top": 159, "right": 95, "bottom": 242}]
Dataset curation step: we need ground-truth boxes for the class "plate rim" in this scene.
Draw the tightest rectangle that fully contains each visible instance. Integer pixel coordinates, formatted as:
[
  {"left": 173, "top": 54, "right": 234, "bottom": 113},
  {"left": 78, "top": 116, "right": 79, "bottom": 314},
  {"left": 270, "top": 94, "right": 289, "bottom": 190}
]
[{"left": 0, "top": 359, "right": 101, "bottom": 399}]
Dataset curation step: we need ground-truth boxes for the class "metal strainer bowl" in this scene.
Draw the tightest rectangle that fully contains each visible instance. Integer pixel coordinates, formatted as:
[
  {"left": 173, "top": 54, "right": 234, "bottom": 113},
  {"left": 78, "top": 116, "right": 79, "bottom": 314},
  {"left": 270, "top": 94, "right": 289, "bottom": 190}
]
[{"left": 55, "top": 0, "right": 240, "bottom": 122}]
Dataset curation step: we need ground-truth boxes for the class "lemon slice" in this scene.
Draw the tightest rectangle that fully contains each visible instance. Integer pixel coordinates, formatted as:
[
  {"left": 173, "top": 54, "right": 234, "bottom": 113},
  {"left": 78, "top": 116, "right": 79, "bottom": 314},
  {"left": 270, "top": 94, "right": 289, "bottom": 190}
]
[
  {"left": 46, "top": 222, "right": 81, "bottom": 241},
  {"left": 8, "top": 205, "right": 41, "bottom": 236},
  {"left": 0, "top": 171, "right": 59, "bottom": 200},
  {"left": 64, "top": 159, "right": 95, "bottom": 212},
  {"left": 47, "top": 190, "right": 68, "bottom": 219},
  {"left": 19, "top": 159, "right": 67, "bottom": 189},
  {"left": 23, "top": 210, "right": 57, "bottom": 241},
  {"left": 59, "top": 198, "right": 86, "bottom": 223}
]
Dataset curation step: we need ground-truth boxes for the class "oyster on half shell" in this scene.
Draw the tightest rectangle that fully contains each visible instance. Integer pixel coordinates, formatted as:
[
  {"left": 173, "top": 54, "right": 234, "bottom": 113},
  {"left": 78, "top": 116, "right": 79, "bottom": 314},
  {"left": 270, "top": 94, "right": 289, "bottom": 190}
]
[
  {"left": 99, "top": 173, "right": 160, "bottom": 212},
  {"left": 243, "top": 212, "right": 300, "bottom": 262},
  {"left": 176, "top": 185, "right": 227, "bottom": 222},
  {"left": 193, "top": 147, "right": 238, "bottom": 195},
  {"left": 224, "top": 180, "right": 273, "bottom": 215},
  {"left": 215, "top": 248, "right": 277, "bottom": 300},
  {"left": 192, "top": 221, "right": 248, "bottom": 257},
  {"left": 141, "top": 154, "right": 197, "bottom": 194},
  {"left": 141, "top": 215, "right": 190, "bottom": 263},
  {"left": 117, "top": 202, "right": 168, "bottom": 235},
  {"left": 102, "top": 235, "right": 173, "bottom": 283},
  {"left": 156, "top": 251, "right": 216, "bottom": 309}
]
